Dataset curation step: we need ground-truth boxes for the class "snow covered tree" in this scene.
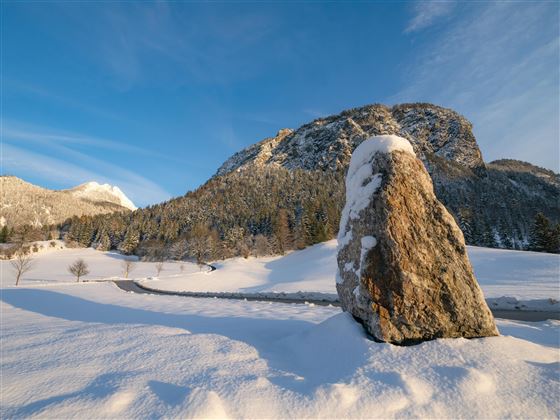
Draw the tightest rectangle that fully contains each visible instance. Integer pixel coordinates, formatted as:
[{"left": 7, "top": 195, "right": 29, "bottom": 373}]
[
  {"left": 188, "top": 223, "right": 213, "bottom": 264},
  {"left": 550, "top": 223, "right": 560, "bottom": 254},
  {"left": 170, "top": 239, "right": 188, "bottom": 261},
  {"left": 274, "top": 209, "right": 291, "bottom": 254},
  {"left": 529, "top": 213, "right": 551, "bottom": 252},
  {"left": 96, "top": 231, "right": 112, "bottom": 251},
  {"left": 68, "top": 258, "right": 90, "bottom": 282},
  {"left": 457, "top": 209, "right": 473, "bottom": 244},
  {"left": 254, "top": 234, "right": 271, "bottom": 256},
  {"left": 155, "top": 261, "right": 164, "bottom": 276},
  {"left": 119, "top": 230, "right": 139, "bottom": 255}
]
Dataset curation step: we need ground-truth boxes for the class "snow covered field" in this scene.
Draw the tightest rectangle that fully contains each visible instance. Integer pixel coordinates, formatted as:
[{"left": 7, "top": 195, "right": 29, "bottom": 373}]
[
  {"left": 1, "top": 281, "right": 559, "bottom": 418},
  {"left": 136, "top": 240, "right": 560, "bottom": 312},
  {"left": 1, "top": 242, "right": 559, "bottom": 417},
  {"left": 2, "top": 240, "right": 558, "bottom": 311},
  {"left": 0, "top": 246, "right": 204, "bottom": 288}
]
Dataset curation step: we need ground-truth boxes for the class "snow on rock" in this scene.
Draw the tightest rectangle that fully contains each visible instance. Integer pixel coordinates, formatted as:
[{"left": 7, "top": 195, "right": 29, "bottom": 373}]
[
  {"left": 337, "top": 135, "right": 414, "bottom": 252},
  {"left": 69, "top": 181, "right": 137, "bottom": 210}
]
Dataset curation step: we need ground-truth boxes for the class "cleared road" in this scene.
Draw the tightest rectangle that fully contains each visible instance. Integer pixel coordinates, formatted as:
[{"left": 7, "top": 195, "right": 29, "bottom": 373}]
[{"left": 113, "top": 280, "right": 559, "bottom": 322}]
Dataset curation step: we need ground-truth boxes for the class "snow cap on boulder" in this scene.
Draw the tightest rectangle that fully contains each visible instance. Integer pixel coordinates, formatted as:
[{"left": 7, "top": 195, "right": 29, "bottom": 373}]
[{"left": 336, "top": 135, "right": 498, "bottom": 344}]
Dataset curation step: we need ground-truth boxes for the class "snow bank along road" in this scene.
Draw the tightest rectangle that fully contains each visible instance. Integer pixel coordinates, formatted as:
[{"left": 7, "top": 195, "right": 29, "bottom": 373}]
[{"left": 114, "top": 280, "right": 559, "bottom": 322}]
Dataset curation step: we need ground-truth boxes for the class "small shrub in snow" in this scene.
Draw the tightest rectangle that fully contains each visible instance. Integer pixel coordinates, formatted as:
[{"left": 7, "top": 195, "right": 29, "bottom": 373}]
[
  {"left": 121, "top": 259, "right": 136, "bottom": 279},
  {"left": 68, "top": 259, "right": 90, "bottom": 282},
  {"left": 10, "top": 249, "right": 34, "bottom": 286},
  {"left": 155, "top": 262, "right": 164, "bottom": 276}
]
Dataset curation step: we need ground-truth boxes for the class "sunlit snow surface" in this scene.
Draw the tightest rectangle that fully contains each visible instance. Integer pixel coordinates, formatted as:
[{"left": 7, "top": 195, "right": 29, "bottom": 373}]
[
  {"left": 138, "top": 240, "right": 559, "bottom": 311},
  {"left": 1, "top": 242, "right": 559, "bottom": 417}
]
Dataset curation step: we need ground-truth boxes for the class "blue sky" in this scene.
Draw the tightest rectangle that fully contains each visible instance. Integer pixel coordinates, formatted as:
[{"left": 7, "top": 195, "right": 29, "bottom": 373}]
[{"left": 2, "top": 1, "right": 558, "bottom": 207}]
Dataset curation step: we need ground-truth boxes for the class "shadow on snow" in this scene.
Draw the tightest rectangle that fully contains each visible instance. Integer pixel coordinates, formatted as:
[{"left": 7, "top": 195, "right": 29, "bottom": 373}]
[{"left": 1, "top": 288, "right": 368, "bottom": 402}]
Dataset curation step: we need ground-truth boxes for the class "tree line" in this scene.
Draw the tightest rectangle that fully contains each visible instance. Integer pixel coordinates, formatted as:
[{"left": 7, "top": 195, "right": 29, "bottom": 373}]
[
  {"left": 59, "top": 166, "right": 345, "bottom": 262},
  {"left": 3, "top": 162, "right": 558, "bottom": 259}
]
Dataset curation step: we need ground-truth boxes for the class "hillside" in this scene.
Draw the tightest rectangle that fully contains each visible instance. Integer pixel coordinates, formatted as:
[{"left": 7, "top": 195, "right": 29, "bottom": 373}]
[
  {"left": 58, "top": 102, "right": 559, "bottom": 255},
  {"left": 0, "top": 176, "right": 135, "bottom": 229}
]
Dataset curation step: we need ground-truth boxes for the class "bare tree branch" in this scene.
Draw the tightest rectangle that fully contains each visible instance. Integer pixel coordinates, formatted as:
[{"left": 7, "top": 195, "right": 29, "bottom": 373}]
[
  {"left": 68, "top": 259, "right": 90, "bottom": 282},
  {"left": 10, "top": 249, "right": 35, "bottom": 286}
]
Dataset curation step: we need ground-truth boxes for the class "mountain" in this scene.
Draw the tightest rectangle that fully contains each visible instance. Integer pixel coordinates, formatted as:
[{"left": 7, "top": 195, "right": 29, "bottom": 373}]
[
  {"left": 217, "top": 103, "right": 484, "bottom": 176},
  {"left": 216, "top": 103, "right": 559, "bottom": 249},
  {"left": 0, "top": 176, "right": 135, "bottom": 228},
  {"left": 67, "top": 182, "right": 137, "bottom": 211},
  {"left": 58, "top": 102, "right": 558, "bottom": 256}
]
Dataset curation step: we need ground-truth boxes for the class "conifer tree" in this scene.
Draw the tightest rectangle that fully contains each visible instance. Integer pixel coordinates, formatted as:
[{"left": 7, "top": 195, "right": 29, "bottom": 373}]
[
  {"left": 529, "top": 213, "right": 551, "bottom": 252},
  {"left": 274, "top": 209, "right": 291, "bottom": 254},
  {"left": 0, "top": 225, "right": 9, "bottom": 243},
  {"left": 119, "top": 230, "right": 140, "bottom": 255},
  {"left": 96, "top": 231, "right": 112, "bottom": 251}
]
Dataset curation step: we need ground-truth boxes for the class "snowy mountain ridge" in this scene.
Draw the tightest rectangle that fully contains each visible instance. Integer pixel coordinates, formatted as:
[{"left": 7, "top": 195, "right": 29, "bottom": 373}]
[
  {"left": 67, "top": 181, "right": 137, "bottom": 210},
  {"left": 216, "top": 103, "right": 484, "bottom": 176},
  {"left": 0, "top": 176, "right": 135, "bottom": 228}
]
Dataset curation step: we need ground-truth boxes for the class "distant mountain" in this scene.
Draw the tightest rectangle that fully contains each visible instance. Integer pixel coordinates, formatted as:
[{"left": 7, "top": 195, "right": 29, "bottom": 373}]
[
  {"left": 0, "top": 176, "right": 135, "bottom": 228},
  {"left": 67, "top": 181, "right": 137, "bottom": 211},
  {"left": 59, "top": 102, "right": 558, "bottom": 256}
]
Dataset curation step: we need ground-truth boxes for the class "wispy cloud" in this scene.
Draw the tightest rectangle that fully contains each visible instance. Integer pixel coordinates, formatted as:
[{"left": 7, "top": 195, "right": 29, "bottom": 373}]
[
  {"left": 405, "top": 1, "right": 455, "bottom": 33},
  {"left": 1, "top": 121, "right": 178, "bottom": 206},
  {"left": 393, "top": 2, "right": 559, "bottom": 171},
  {"left": 3, "top": 143, "right": 171, "bottom": 207},
  {"left": 48, "top": 2, "right": 278, "bottom": 89},
  {"left": 3, "top": 120, "right": 193, "bottom": 166},
  {"left": 5, "top": 80, "right": 129, "bottom": 123}
]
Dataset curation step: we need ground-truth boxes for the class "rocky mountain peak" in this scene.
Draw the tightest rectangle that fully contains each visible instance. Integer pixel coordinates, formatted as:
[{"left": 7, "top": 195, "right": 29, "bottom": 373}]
[{"left": 215, "top": 103, "right": 484, "bottom": 177}]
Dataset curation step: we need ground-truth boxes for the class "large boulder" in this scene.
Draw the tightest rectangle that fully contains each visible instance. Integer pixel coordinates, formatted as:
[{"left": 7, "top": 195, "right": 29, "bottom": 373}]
[{"left": 336, "top": 135, "right": 498, "bottom": 344}]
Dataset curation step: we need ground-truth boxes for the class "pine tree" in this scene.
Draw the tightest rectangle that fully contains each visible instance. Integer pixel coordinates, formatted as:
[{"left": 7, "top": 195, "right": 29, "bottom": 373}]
[
  {"left": 0, "top": 225, "right": 9, "bottom": 243},
  {"left": 274, "top": 209, "right": 291, "bottom": 254},
  {"left": 549, "top": 223, "right": 560, "bottom": 254},
  {"left": 529, "top": 213, "right": 551, "bottom": 252},
  {"left": 119, "top": 230, "right": 140, "bottom": 255},
  {"left": 96, "top": 231, "right": 112, "bottom": 251},
  {"left": 480, "top": 221, "right": 498, "bottom": 248},
  {"left": 457, "top": 209, "right": 473, "bottom": 244},
  {"left": 498, "top": 219, "right": 513, "bottom": 249}
]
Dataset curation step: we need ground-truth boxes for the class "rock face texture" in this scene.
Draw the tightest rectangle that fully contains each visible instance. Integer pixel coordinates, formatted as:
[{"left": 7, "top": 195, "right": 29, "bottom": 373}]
[
  {"left": 216, "top": 103, "right": 484, "bottom": 176},
  {"left": 336, "top": 135, "right": 498, "bottom": 344}
]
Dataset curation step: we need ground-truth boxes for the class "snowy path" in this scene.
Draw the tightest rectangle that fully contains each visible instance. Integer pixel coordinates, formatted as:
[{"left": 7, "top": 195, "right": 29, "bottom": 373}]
[{"left": 1, "top": 282, "right": 559, "bottom": 418}]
